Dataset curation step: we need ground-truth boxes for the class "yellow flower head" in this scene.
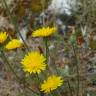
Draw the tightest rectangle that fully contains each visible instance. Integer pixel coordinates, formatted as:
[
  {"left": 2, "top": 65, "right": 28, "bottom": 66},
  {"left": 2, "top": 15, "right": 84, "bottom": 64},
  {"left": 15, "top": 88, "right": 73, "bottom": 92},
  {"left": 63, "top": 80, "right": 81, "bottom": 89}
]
[
  {"left": 5, "top": 39, "right": 23, "bottom": 50},
  {"left": 32, "top": 27, "right": 57, "bottom": 37},
  {"left": 0, "top": 32, "right": 8, "bottom": 43},
  {"left": 41, "top": 75, "right": 63, "bottom": 93},
  {"left": 21, "top": 51, "right": 46, "bottom": 74}
]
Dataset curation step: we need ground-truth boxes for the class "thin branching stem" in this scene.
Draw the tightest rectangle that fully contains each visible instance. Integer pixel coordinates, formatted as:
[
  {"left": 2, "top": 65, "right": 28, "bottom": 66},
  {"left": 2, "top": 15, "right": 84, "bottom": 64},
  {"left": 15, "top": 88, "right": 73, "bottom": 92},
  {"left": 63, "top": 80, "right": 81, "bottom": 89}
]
[
  {"left": 0, "top": 49, "right": 40, "bottom": 96},
  {"left": 1, "top": 0, "right": 30, "bottom": 52},
  {"left": 36, "top": 74, "right": 45, "bottom": 96},
  {"left": 72, "top": 45, "right": 80, "bottom": 96},
  {"left": 67, "top": 79, "right": 73, "bottom": 96},
  {"left": 44, "top": 38, "right": 49, "bottom": 63}
]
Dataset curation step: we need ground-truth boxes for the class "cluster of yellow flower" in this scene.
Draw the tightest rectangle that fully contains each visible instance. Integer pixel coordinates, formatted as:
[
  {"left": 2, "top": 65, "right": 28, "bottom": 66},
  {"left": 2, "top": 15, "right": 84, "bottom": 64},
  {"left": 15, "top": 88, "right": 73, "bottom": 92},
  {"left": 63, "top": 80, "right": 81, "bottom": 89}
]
[
  {"left": 0, "top": 32, "right": 22, "bottom": 49},
  {"left": 0, "top": 27, "right": 63, "bottom": 93}
]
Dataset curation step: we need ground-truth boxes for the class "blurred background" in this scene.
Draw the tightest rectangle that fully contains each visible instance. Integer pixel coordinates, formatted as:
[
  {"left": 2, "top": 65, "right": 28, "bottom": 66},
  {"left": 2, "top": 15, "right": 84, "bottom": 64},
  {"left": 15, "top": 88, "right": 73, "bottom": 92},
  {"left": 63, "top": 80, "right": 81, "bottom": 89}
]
[{"left": 0, "top": 0, "right": 96, "bottom": 96}]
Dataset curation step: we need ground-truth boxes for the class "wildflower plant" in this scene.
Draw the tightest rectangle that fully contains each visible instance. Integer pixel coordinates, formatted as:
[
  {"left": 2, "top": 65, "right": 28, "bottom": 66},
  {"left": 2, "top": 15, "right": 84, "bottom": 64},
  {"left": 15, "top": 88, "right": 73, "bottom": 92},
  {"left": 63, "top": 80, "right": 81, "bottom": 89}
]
[{"left": 0, "top": 0, "right": 87, "bottom": 96}]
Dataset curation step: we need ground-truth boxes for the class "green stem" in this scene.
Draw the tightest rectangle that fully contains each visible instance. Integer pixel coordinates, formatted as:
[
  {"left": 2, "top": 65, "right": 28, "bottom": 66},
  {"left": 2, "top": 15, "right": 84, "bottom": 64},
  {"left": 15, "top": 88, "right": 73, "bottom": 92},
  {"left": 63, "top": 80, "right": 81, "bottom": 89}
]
[
  {"left": 56, "top": 90, "right": 62, "bottom": 96},
  {"left": 36, "top": 74, "right": 45, "bottom": 96},
  {"left": 44, "top": 38, "right": 49, "bottom": 63},
  {"left": 1, "top": 50, "right": 19, "bottom": 79},
  {"left": 51, "top": 92, "right": 57, "bottom": 96},
  {"left": 1, "top": 0, "right": 29, "bottom": 52},
  {"left": 72, "top": 45, "right": 80, "bottom": 96},
  {"left": 51, "top": 90, "right": 62, "bottom": 96},
  {"left": 0, "top": 50, "right": 40, "bottom": 95},
  {"left": 67, "top": 79, "right": 73, "bottom": 96}
]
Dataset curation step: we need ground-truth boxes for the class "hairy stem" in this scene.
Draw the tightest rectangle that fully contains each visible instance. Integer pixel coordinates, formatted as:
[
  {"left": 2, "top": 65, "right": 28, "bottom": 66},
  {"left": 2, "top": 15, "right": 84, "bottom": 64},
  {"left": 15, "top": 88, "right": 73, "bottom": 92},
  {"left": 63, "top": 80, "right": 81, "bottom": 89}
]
[
  {"left": 72, "top": 45, "right": 80, "bottom": 96},
  {"left": 67, "top": 79, "right": 73, "bottom": 96},
  {"left": 44, "top": 38, "right": 49, "bottom": 63}
]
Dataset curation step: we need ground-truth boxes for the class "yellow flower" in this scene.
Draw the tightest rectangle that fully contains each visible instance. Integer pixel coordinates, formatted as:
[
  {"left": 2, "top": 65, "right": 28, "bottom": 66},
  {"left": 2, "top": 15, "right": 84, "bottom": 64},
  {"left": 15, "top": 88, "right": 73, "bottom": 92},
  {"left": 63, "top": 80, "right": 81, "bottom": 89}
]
[
  {"left": 32, "top": 27, "right": 57, "bottom": 37},
  {"left": 41, "top": 75, "right": 63, "bottom": 93},
  {"left": 5, "top": 39, "right": 23, "bottom": 50},
  {"left": 21, "top": 51, "right": 46, "bottom": 74},
  {"left": 0, "top": 32, "right": 8, "bottom": 43}
]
